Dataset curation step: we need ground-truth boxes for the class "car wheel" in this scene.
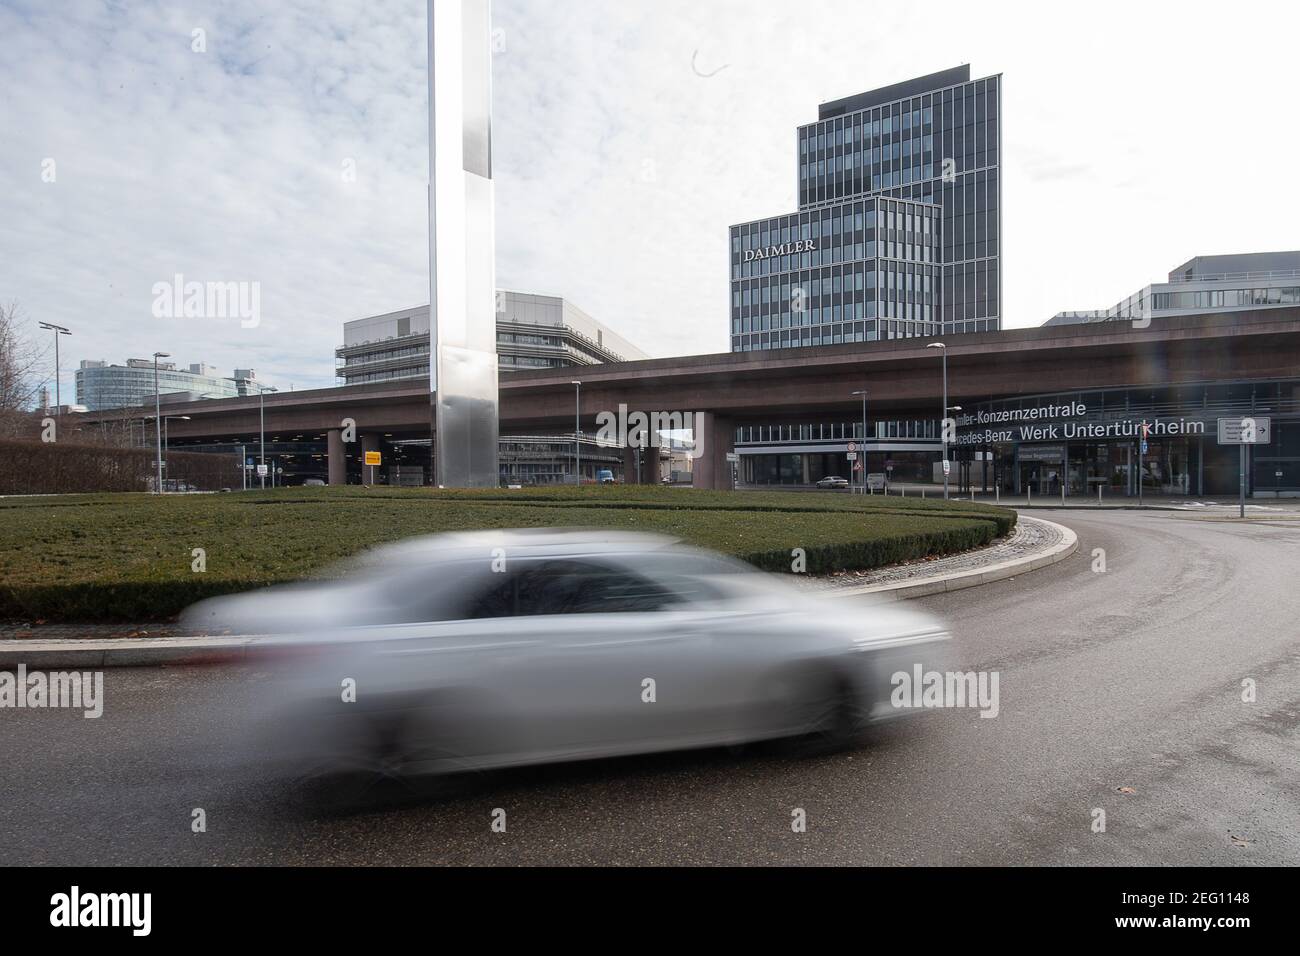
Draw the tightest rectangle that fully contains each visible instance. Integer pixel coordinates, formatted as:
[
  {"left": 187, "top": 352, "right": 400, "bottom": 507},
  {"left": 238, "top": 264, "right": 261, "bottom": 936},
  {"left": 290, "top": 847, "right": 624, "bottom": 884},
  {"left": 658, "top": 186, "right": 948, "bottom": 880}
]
[
  {"left": 291, "top": 714, "right": 421, "bottom": 814},
  {"left": 766, "top": 666, "right": 862, "bottom": 753},
  {"left": 747, "top": 665, "right": 861, "bottom": 752},
  {"left": 800, "top": 672, "right": 861, "bottom": 753}
]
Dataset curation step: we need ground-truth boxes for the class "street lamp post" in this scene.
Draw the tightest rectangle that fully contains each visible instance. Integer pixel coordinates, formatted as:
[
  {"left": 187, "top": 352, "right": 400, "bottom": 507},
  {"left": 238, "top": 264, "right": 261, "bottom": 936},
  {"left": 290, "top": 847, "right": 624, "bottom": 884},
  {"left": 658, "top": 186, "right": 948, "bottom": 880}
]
[
  {"left": 163, "top": 415, "right": 191, "bottom": 461},
  {"left": 571, "top": 380, "right": 582, "bottom": 486},
  {"left": 927, "top": 342, "right": 950, "bottom": 499},
  {"left": 37, "top": 322, "right": 71, "bottom": 414},
  {"left": 152, "top": 352, "right": 170, "bottom": 493},
  {"left": 852, "top": 389, "right": 868, "bottom": 495},
  {"left": 253, "top": 384, "right": 278, "bottom": 490}
]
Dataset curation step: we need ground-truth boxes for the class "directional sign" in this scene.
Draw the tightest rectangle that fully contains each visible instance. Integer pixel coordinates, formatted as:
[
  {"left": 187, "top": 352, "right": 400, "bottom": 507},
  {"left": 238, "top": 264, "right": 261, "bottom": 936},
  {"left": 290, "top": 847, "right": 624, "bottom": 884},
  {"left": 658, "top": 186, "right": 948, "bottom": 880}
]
[
  {"left": 364, "top": 451, "right": 383, "bottom": 466},
  {"left": 1218, "top": 417, "right": 1271, "bottom": 445}
]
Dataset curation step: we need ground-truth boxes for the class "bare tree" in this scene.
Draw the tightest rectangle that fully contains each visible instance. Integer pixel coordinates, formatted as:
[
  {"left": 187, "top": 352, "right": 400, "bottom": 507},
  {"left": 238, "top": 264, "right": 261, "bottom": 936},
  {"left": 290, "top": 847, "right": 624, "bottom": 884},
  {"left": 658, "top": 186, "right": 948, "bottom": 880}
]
[
  {"left": 0, "top": 302, "right": 52, "bottom": 440},
  {"left": 0, "top": 301, "right": 48, "bottom": 413}
]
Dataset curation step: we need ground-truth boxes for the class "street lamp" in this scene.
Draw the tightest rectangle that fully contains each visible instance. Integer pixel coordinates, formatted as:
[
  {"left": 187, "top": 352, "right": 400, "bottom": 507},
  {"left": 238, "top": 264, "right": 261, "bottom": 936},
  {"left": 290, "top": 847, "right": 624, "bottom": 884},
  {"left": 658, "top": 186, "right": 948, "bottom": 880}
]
[
  {"left": 571, "top": 380, "right": 581, "bottom": 486},
  {"left": 927, "top": 342, "right": 950, "bottom": 499},
  {"left": 251, "top": 383, "right": 278, "bottom": 490},
  {"left": 198, "top": 391, "right": 248, "bottom": 490},
  {"left": 37, "top": 322, "right": 71, "bottom": 414},
  {"left": 163, "top": 415, "right": 191, "bottom": 460},
  {"left": 152, "top": 352, "right": 170, "bottom": 493},
  {"left": 851, "top": 389, "right": 868, "bottom": 495}
]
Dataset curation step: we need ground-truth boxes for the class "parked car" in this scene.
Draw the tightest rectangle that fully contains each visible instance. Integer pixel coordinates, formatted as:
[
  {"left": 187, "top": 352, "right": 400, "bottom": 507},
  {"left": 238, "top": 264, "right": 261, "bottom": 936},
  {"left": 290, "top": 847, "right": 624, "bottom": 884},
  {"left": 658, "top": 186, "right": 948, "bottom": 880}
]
[
  {"left": 182, "top": 530, "right": 951, "bottom": 795},
  {"left": 597, "top": 469, "right": 616, "bottom": 484},
  {"left": 816, "top": 475, "right": 850, "bottom": 489}
]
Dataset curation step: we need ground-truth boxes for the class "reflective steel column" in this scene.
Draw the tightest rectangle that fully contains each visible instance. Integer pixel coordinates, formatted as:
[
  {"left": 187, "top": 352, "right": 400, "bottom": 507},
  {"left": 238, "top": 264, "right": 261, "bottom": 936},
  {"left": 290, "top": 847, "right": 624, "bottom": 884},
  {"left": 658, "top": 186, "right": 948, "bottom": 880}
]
[{"left": 428, "top": 0, "right": 499, "bottom": 487}]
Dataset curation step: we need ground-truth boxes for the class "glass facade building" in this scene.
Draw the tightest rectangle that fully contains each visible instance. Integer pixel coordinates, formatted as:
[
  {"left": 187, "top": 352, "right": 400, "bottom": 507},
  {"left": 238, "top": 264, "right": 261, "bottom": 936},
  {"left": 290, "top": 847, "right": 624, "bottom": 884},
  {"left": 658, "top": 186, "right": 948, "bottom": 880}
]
[
  {"left": 730, "top": 195, "right": 942, "bottom": 350},
  {"left": 731, "top": 65, "right": 1002, "bottom": 352},
  {"left": 1047, "top": 251, "right": 1300, "bottom": 327},
  {"left": 953, "top": 379, "right": 1300, "bottom": 497},
  {"left": 336, "top": 292, "right": 647, "bottom": 385},
  {"left": 75, "top": 359, "right": 246, "bottom": 411}
]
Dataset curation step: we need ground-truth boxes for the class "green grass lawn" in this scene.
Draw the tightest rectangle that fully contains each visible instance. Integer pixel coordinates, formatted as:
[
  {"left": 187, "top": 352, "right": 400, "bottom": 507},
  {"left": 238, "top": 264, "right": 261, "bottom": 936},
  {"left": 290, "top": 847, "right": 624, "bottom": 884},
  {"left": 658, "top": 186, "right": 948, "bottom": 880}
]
[{"left": 0, "top": 486, "right": 1016, "bottom": 622}]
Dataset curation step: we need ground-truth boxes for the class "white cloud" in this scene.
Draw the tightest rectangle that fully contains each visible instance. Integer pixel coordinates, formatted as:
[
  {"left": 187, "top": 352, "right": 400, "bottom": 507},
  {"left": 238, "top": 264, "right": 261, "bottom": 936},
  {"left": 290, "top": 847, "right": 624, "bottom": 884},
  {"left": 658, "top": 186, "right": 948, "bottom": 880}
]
[{"left": 4, "top": 0, "right": 1297, "bottom": 398}]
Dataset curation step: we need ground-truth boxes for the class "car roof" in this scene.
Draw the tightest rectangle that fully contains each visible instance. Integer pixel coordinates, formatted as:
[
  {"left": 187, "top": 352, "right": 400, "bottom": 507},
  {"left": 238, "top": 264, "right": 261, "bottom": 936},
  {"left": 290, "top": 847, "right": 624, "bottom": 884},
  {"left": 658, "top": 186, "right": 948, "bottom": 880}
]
[{"left": 350, "top": 529, "right": 685, "bottom": 569}]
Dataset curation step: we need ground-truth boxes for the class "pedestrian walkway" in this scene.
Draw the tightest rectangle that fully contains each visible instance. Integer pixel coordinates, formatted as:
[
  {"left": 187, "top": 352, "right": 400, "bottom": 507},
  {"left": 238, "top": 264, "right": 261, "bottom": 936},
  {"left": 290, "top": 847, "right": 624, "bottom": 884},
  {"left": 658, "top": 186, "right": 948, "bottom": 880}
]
[{"left": 793, "top": 513, "right": 1066, "bottom": 594}]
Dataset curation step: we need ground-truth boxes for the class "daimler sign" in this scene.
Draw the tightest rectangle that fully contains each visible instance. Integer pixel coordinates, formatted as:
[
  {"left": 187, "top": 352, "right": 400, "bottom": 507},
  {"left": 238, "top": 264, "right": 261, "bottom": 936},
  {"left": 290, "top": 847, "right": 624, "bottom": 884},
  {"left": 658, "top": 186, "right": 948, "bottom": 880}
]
[{"left": 742, "top": 239, "right": 817, "bottom": 262}]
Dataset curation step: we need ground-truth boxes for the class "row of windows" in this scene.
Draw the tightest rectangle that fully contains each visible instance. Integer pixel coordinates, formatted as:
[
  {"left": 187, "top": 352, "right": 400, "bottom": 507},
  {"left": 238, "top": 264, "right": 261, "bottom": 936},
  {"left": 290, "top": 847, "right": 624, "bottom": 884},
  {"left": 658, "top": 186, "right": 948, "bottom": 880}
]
[
  {"left": 75, "top": 372, "right": 240, "bottom": 409},
  {"left": 863, "top": 176, "right": 998, "bottom": 270},
  {"left": 341, "top": 367, "right": 424, "bottom": 384},
  {"left": 734, "top": 296, "right": 939, "bottom": 333},
  {"left": 737, "top": 418, "right": 939, "bottom": 444},
  {"left": 940, "top": 259, "right": 999, "bottom": 323},
  {"left": 734, "top": 265, "right": 937, "bottom": 305},
  {"left": 501, "top": 355, "right": 570, "bottom": 369},
  {"left": 738, "top": 177, "right": 998, "bottom": 286},
  {"left": 732, "top": 263, "right": 940, "bottom": 322},
  {"left": 730, "top": 317, "right": 997, "bottom": 352},
  {"left": 498, "top": 332, "right": 565, "bottom": 347},
  {"left": 801, "top": 106, "right": 936, "bottom": 153},
  {"left": 802, "top": 138, "right": 998, "bottom": 208},
  {"left": 738, "top": 421, "right": 941, "bottom": 447},
  {"left": 798, "top": 77, "right": 1000, "bottom": 209},
  {"left": 733, "top": 200, "right": 937, "bottom": 250},
  {"left": 341, "top": 343, "right": 428, "bottom": 367},
  {"left": 804, "top": 133, "right": 936, "bottom": 166},
  {"left": 733, "top": 239, "right": 938, "bottom": 279},
  {"left": 1153, "top": 287, "right": 1300, "bottom": 311},
  {"left": 732, "top": 240, "right": 938, "bottom": 279}
]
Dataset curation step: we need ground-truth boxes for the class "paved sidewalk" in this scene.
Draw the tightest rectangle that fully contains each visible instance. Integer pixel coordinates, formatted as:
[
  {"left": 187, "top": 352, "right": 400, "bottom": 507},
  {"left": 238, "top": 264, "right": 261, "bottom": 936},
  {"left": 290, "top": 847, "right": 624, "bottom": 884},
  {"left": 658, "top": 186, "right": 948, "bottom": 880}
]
[{"left": 794, "top": 513, "right": 1064, "bottom": 594}]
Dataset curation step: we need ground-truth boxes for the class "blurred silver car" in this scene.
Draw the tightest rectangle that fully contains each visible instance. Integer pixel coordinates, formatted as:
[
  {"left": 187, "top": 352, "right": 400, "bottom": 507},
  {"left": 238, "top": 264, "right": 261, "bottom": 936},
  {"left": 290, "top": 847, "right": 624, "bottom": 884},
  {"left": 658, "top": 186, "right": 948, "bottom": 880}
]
[
  {"left": 183, "top": 530, "right": 950, "bottom": 784},
  {"left": 816, "top": 475, "right": 850, "bottom": 489}
]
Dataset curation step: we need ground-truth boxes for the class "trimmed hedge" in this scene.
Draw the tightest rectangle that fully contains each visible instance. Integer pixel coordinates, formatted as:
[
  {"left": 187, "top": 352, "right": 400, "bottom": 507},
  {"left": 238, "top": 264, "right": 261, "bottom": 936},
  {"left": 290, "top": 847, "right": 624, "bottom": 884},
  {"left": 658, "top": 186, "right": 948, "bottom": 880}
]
[
  {"left": 0, "top": 487, "right": 1015, "bottom": 622},
  {"left": 0, "top": 439, "right": 241, "bottom": 495}
]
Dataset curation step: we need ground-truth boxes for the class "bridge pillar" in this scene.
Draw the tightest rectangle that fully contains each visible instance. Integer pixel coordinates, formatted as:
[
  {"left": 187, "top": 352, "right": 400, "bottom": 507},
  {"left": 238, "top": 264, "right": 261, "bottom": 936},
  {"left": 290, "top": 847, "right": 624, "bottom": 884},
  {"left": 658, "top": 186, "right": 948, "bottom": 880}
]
[
  {"left": 622, "top": 445, "right": 658, "bottom": 484},
  {"left": 327, "top": 429, "right": 346, "bottom": 486},
  {"left": 692, "top": 412, "right": 736, "bottom": 491},
  {"left": 641, "top": 446, "right": 660, "bottom": 484}
]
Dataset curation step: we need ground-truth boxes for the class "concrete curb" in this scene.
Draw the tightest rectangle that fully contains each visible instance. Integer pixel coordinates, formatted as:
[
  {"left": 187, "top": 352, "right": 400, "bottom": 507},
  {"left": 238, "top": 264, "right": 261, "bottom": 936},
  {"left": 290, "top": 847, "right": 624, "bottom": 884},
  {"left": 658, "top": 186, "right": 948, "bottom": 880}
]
[
  {"left": 824, "top": 514, "right": 1078, "bottom": 602},
  {"left": 1, "top": 514, "right": 1079, "bottom": 668},
  {"left": 0, "top": 636, "right": 266, "bottom": 669}
]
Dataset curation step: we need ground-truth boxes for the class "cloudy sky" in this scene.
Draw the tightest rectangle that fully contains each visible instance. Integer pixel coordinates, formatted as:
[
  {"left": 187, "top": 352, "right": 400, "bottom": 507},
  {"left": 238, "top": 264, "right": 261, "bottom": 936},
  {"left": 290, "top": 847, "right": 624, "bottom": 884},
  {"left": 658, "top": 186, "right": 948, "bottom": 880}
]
[{"left": 5, "top": 0, "right": 1298, "bottom": 396}]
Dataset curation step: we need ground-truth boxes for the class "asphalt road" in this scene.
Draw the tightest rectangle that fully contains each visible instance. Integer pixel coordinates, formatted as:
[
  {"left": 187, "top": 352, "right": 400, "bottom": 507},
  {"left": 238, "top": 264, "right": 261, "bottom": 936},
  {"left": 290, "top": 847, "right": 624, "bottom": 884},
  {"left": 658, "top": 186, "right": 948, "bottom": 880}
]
[{"left": 3, "top": 508, "right": 1299, "bottom": 866}]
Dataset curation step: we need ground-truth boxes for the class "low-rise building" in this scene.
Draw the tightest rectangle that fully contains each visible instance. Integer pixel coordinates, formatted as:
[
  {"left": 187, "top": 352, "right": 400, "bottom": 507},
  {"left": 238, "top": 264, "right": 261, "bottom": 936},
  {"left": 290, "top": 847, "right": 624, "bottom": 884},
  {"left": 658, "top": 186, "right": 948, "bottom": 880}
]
[
  {"left": 1047, "top": 251, "right": 1300, "bottom": 327},
  {"left": 75, "top": 359, "right": 257, "bottom": 411},
  {"left": 335, "top": 291, "right": 647, "bottom": 386}
]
